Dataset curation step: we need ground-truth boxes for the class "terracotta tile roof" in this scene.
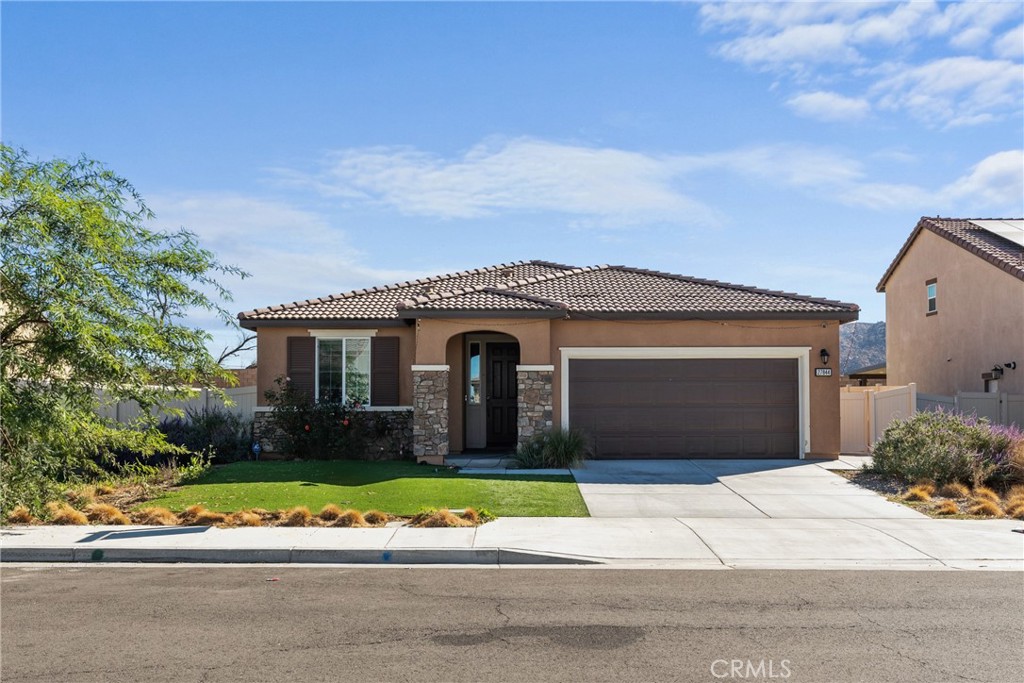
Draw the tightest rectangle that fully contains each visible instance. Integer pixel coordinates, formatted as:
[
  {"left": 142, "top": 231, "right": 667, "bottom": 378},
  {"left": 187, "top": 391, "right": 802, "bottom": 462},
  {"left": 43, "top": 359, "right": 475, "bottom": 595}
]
[
  {"left": 239, "top": 260, "right": 859, "bottom": 325},
  {"left": 877, "top": 217, "right": 1024, "bottom": 292},
  {"left": 238, "top": 261, "right": 574, "bottom": 321}
]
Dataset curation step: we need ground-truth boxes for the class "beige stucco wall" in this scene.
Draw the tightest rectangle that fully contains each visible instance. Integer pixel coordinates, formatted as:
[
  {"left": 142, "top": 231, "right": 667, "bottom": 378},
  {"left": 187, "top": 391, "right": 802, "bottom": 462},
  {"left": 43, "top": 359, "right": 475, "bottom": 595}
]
[
  {"left": 885, "top": 229, "right": 1024, "bottom": 395},
  {"left": 256, "top": 316, "right": 844, "bottom": 457},
  {"left": 254, "top": 325, "right": 416, "bottom": 406},
  {"left": 549, "top": 319, "right": 843, "bottom": 458}
]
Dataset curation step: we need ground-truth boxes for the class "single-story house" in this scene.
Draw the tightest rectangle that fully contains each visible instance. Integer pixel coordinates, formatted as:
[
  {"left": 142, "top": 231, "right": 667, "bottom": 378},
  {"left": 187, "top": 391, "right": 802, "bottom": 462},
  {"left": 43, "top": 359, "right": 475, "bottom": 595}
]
[
  {"left": 877, "top": 218, "right": 1024, "bottom": 396},
  {"left": 239, "top": 261, "right": 859, "bottom": 463}
]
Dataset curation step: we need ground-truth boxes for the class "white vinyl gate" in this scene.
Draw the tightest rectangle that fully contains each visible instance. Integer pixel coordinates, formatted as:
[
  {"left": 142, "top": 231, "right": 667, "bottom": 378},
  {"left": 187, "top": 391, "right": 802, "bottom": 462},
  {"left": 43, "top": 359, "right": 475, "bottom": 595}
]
[{"left": 840, "top": 384, "right": 917, "bottom": 455}]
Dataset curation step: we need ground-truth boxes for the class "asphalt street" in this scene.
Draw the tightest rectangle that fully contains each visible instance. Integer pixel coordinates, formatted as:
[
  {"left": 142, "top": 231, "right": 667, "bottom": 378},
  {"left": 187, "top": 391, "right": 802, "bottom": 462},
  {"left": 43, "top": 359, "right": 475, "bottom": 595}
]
[{"left": 1, "top": 566, "right": 1021, "bottom": 683}]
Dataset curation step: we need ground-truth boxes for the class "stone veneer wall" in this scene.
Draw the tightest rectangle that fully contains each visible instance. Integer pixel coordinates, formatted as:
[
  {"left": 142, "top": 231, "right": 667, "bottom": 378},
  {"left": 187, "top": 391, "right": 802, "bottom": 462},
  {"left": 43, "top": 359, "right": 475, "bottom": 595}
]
[
  {"left": 517, "top": 369, "right": 553, "bottom": 447},
  {"left": 252, "top": 409, "right": 413, "bottom": 460},
  {"left": 412, "top": 368, "right": 449, "bottom": 459}
]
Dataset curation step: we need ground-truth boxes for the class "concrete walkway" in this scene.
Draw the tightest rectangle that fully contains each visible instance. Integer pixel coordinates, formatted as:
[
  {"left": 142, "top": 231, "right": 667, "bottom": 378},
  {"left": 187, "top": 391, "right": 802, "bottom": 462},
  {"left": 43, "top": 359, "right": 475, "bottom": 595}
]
[
  {"left": 570, "top": 458, "right": 917, "bottom": 519},
  {"left": 3, "top": 517, "right": 1021, "bottom": 570}
]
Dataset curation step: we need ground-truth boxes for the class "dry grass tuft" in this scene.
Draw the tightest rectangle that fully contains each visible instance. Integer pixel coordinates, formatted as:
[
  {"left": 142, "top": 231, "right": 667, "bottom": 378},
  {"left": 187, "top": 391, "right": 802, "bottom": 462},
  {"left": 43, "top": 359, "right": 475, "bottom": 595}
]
[
  {"left": 46, "top": 502, "right": 89, "bottom": 525},
  {"left": 94, "top": 484, "right": 116, "bottom": 496},
  {"left": 192, "top": 509, "right": 228, "bottom": 526},
  {"left": 179, "top": 505, "right": 227, "bottom": 526},
  {"left": 84, "top": 503, "right": 130, "bottom": 525},
  {"left": 903, "top": 486, "right": 932, "bottom": 502},
  {"left": 971, "top": 486, "right": 1000, "bottom": 502},
  {"left": 332, "top": 509, "right": 368, "bottom": 528},
  {"left": 460, "top": 507, "right": 481, "bottom": 524},
  {"left": 1004, "top": 499, "right": 1024, "bottom": 520},
  {"left": 933, "top": 499, "right": 960, "bottom": 516},
  {"left": 226, "top": 511, "right": 263, "bottom": 527},
  {"left": 362, "top": 510, "right": 390, "bottom": 526},
  {"left": 6, "top": 505, "right": 35, "bottom": 524},
  {"left": 411, "top": 509, "right": 473, "bottom": 528},
  {"left": 938, "top": 482, "right": 970, "bottom": 499},
  {"left": 131, "top": 507, "right": 180, "bottom": 526},
  {"left": 1007, "top": 485, "right": 1024, "bottom": 500},
  {"left": 65, "top": 487, "right": 96, "bottom": 505},
  {"left": 966, "top": 499, "right": 1003, "bottom": 517},
  {"left": 279, "top": 506, "right": 313, "bottom": 527},
  {"left": 912, "top": 480, "right": 937, "bottom": 495},
  {"left": 317, "top": 504, "right": 344, "bottom": 521}
]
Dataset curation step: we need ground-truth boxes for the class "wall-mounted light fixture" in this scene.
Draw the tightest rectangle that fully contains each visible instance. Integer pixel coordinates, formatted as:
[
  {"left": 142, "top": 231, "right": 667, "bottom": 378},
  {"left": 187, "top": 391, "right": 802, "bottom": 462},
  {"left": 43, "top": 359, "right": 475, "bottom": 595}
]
[
  {"left": 991, "top": 365, "right": 1005, "bottom": 377},
  {"left": 1005, "top": 362, "right": 1018, "bottom": 370},
  {"left": 819, "top": 348, "right": 830, "bottom": 366}
]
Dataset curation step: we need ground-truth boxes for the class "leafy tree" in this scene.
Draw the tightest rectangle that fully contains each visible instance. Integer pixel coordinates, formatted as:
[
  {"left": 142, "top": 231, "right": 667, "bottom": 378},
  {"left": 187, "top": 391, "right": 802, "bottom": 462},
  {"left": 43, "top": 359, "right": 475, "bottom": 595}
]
[{"left": 0, "top": 145, "right": 248, "bottom": 510}]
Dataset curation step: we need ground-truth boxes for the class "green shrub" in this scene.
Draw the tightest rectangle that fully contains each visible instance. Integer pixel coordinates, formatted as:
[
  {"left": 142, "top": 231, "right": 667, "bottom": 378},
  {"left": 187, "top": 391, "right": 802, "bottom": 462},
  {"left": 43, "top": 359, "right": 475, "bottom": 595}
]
[
  {"left": 514, "top": 428, "right": 590, "bottom": 469},
  {"left": 871, "top": 410, "right": 1015, "bottom": 486},
  {"left": 159, "top": 407, "right": 252, "bottom": 463},
  {"left": 263, "top": 378, "right": 369, "bottom": 459}
]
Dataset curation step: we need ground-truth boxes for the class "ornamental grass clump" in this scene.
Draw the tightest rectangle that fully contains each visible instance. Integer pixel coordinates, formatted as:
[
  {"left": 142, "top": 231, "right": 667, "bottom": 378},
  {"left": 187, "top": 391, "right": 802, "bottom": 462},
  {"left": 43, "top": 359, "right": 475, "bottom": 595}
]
[
  {"left": 938, "top": 482, "right": 970, "bottom": 499},
  {"left": 1004, "top": 497, "right": 1024, "bottom": 520},
  {"left": 317, "top": 504, "right": 344, "bottom": 522},
  {"left": 966, "top": 499, "right": 1002, "bottom": 517},
  {"left": 971, "top": 486, "right": 1000, "bottom": 503},
  {"left": 410, "top": 508, "right": 473, "bottom": 528},
  {"left": 903, "top": 486, "right": 933, "bottom": 503},
  {"left": 279, "top": 506, "right": 312, "bottom": 527},
  {"left": 46, "top": 502, "right": 88, "bottom": 525},
  {"left": 514, "top": 428, "right": 591, "bottom": 469},
  {"left": 331, "top": 509, "right": 367, "bottom": 528},
  {"left": 179, "top": 504, "right": 227, "bottom": 526},
  {"left": 933, "top": 500, "right": 959, "bottom": 516},
  {"left": 6, "top": 505, "right": 35, "bottom": 524},
  {"left": 83, "top": 503, "right": 130, "bottom": 525},
  {"left": 132, "top": 507, "right": 180, "bottom": 526},
  {"left": 362, "top": 510, "right": 390, "bottom": 526},
  {"left": 226, "top": 510, "right": 263, "bottom": 527}
]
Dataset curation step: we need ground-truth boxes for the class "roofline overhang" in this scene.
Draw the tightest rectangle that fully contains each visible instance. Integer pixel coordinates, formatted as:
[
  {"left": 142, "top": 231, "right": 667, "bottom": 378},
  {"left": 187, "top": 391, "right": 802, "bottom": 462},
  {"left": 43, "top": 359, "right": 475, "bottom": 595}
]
[
  {"left": 562, "top": 310, "right": 859, "bottom": 322},
  {"left": 239, "top": 318, "right": 411, "bottom": 330},
  {"left": 396, "top": 309, "right": 566, "bottom": 320}
]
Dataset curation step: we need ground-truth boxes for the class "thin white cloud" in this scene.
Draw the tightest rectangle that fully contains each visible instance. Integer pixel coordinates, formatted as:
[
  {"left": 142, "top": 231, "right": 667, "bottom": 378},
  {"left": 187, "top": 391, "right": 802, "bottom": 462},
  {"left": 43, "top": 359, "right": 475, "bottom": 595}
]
[
  {"left": 943, "top": 150, "right": 1024, "bottom": 209},
  {"left": 871, "top": 56, "right": 1023, "bottom": 127},
  {"left": 277, "top": 137, "right": 722, "bottom": 229},
  {"left": 700, "top": 1, "right": 1023, "bottom": 127},
  {"left": 993, "top": 23, "right": 1024, "bottom": 60},
  {"left": 283, "top": 138, "right": 1021, "bottom": 224},
  {"left": 148, "top": 192, "right": 422, "bottom": 311},
  {"left": 786, "top": 90, "right": 872, "bottom": 122}
]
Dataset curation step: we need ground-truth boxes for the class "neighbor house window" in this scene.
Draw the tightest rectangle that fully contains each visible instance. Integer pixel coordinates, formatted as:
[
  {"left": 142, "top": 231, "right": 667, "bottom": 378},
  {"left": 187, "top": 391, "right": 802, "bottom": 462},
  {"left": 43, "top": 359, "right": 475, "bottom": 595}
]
[
  {"left": 317, "top": 338, "right": 371, "bottom": 405},
  {"left": 926, "top": 279, "right": 937, "bottom": 314}
]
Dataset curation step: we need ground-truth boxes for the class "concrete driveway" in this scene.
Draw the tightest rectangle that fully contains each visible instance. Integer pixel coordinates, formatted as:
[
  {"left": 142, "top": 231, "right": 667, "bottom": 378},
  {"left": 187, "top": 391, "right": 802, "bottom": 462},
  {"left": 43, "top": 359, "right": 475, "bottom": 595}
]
[{"left": 570, "top": 459, "right": 925, "bottom": 519}]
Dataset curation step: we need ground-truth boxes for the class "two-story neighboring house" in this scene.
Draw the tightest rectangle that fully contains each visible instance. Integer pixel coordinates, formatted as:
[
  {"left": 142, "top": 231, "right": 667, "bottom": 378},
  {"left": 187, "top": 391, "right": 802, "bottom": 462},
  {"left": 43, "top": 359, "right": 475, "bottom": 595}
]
[{"left": 877, "top": 217, "right": 1024, "bottom": 396}]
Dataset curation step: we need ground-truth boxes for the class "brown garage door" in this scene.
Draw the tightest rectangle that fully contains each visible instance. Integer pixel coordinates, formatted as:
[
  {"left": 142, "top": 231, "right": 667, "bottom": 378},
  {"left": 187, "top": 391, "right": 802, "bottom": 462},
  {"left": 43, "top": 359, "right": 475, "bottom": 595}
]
[{"left": 568, "top": 358, "right": 798, "bottom": 459}]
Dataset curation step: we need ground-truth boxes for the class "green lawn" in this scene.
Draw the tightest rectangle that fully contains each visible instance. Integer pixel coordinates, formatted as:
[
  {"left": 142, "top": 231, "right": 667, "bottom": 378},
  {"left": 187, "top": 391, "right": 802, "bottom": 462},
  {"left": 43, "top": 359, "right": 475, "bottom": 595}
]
[{"left": 145, "top": 460, "right": 588, "bottom": 517}]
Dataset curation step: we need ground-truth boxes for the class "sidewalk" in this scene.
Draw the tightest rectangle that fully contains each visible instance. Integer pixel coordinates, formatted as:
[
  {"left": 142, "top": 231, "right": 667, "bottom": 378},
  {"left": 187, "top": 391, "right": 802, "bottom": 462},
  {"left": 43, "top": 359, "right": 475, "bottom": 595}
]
[{"left": 3, "top": 516, "right": 1022, "bottom": 570}]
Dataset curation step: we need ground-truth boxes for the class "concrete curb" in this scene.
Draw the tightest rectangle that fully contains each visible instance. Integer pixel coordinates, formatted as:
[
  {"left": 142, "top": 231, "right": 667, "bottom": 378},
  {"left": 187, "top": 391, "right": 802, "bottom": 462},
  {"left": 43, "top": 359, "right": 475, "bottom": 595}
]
[{"left": 1, "top": 546, "right": 600, "bottom": 566}]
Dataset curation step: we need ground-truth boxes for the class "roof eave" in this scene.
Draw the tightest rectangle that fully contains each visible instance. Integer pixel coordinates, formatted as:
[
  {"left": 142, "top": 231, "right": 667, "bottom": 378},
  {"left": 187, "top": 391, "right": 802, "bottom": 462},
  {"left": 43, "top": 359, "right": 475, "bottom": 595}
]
[
  {"left": 396, "top": 309, "right": 566, "bottom": 320},
  {"left": 564, "top": 310, "right": 859, "bottom": 322},
  {"left": 238, "top": 318, "right": 410, "bottom": 330}
]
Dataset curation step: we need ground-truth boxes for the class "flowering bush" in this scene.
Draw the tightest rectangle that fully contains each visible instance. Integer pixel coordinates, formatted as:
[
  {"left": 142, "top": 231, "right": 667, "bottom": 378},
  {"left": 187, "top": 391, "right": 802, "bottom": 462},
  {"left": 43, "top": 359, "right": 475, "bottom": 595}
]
[
  {"left": 263, "top": 378, "right": 369, "bottom": 459},
  {"left": 871, "top": 409, "right": 1024, "bottom": 486}
]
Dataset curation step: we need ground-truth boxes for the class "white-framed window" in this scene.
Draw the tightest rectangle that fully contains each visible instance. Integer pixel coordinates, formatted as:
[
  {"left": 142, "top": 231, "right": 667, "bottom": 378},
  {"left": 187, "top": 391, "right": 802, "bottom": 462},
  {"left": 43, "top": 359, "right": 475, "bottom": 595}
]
[
  {"left": 316, "top": 338, "right": 371, "bottom": 405},
  {"left": 926, "top": 280, "right": 937, "bottom": 314}
]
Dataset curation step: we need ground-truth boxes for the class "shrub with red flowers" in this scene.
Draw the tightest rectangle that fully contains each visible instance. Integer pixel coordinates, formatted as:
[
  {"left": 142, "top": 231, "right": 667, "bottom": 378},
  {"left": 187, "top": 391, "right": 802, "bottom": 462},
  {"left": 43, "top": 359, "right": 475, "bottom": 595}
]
[{"left": 263, "top": 377, "right": 369, "bottom": 459}]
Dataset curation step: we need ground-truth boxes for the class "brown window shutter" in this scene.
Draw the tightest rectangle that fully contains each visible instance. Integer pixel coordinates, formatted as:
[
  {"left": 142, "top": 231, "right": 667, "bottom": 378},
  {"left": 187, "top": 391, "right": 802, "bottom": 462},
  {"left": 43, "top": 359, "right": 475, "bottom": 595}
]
[
  {"left": 287, "top": 336, "right": 316, "bottom": 402},
  {"left": 371, "top": 336, "right": 400, "bottom": 406}
]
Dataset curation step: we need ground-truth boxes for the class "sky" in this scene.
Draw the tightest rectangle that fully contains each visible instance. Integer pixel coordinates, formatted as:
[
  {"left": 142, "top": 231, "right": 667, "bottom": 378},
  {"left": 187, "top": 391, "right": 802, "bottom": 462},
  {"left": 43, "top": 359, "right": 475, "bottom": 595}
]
[{"left": 3, "top": 1, "right": 1022, "bottom": 367}]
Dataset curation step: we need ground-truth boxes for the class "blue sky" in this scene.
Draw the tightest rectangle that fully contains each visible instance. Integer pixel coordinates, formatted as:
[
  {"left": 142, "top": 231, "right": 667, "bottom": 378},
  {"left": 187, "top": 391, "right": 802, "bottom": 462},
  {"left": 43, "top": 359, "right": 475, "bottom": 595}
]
[{"left": 4, "top": 1, "right": 1022, "bottom": 366}]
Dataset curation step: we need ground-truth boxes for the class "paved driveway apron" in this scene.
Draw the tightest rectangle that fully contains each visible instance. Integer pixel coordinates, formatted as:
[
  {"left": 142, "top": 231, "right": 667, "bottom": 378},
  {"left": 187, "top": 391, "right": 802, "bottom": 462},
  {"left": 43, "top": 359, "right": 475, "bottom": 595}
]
[{"left": 570, "top": 459, "right": 925, "bottom": 519}]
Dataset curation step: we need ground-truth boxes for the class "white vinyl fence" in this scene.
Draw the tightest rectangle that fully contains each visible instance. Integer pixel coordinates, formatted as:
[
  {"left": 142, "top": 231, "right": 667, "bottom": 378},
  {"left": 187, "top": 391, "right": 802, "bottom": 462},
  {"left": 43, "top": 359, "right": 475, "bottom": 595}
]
[
  {"left": 917, "top": 391, "right": 1024, "bottom": 428},
  {"left": 95, "top": 386, "right": 257, "bottom": 424},
  {"left": 840, "top": 384, "right": 917, "bottom": 455}
]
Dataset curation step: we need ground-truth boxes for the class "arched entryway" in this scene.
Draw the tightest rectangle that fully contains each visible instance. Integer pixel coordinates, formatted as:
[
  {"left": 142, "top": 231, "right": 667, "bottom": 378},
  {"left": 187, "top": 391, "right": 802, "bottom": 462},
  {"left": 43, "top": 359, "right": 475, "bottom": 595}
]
[{"left": 447, "top": 332, "right": 520, "bottom": 453}]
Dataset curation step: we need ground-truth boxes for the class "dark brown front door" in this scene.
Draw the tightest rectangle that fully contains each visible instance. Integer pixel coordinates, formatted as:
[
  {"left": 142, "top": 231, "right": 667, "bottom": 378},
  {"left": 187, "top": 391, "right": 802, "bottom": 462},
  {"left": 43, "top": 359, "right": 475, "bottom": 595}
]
[
  {"left": 486, "top": 343, "right": 520, "bottom": 447},
  {"left": 568, "top": 358, "right": 798, "bottom": 459}
]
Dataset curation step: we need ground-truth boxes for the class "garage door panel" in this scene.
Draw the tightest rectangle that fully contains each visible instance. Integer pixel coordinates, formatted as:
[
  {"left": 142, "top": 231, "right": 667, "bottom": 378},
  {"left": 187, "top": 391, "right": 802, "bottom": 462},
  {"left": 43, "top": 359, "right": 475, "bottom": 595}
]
[{"left": 569, "top": 358, "right": 798, "bottom": 459}]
